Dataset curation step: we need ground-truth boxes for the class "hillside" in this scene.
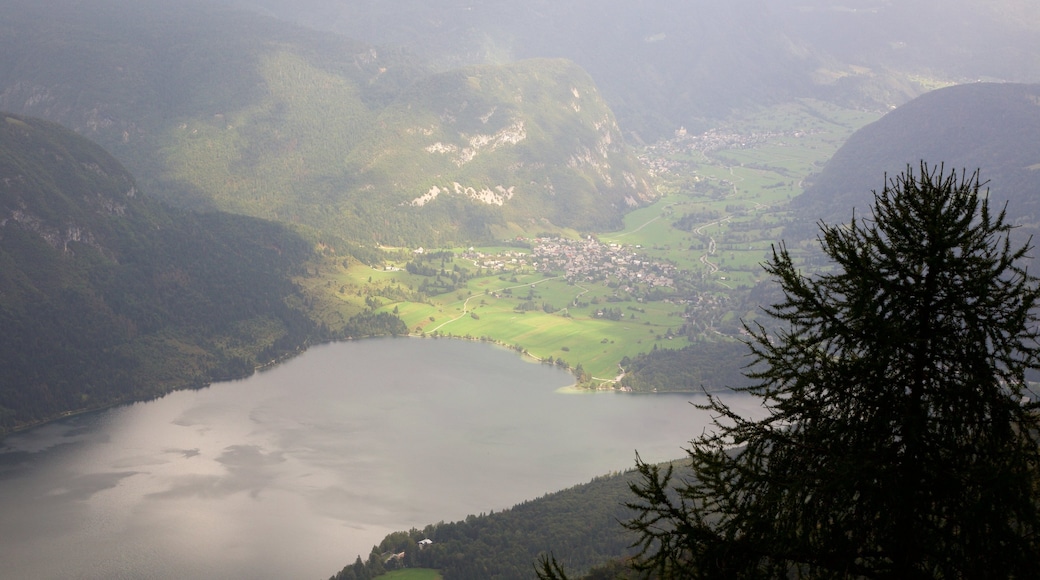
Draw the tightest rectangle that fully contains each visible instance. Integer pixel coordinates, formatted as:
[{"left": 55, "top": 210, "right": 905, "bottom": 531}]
[
  {"left": 793, "top": 83, "right": 1040, "bottom": 235},
  {"left": 329, "top": 467, "right": 664, "bottom": 580},
  {"left": 344, "top": 59, "right": 654, "bottom": 243},
  {"left": 0, "top": 112, "right": 322, "bottom": 434},
  {"left": 0, "top": 0, "right": 653, "bottom": 246},
  {"left": 241, "top": 0, "right": 837, "bottom": 140},
  {"left": 238, "top": 0, "right": 1040, "bottom": 141}
]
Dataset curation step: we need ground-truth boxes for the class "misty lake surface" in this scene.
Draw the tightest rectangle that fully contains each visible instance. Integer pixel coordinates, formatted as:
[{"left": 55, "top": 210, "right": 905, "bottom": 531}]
[{"left": 0, "top": 338, "right": 762, "bottom": 579}]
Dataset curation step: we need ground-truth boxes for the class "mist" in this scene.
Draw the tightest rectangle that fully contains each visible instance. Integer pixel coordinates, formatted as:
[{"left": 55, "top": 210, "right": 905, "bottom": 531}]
[
  {"left": 2, "top": 0, "right": 1040, "bottom": 577},
  {"left": 227, "top": 0, "right": 1040, "bottom": 138}
]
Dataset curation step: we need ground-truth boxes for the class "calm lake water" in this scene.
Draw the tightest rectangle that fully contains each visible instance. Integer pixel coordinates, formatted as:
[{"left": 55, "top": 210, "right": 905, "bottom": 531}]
[{"left": 0, "top": 338, "right": 762, "bottom": 579}]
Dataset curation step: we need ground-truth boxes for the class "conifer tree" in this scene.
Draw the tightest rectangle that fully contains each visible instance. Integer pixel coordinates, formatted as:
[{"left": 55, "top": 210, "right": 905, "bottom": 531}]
[{"left": 624, "top": 164, "right": 1040, "bottom": 578}]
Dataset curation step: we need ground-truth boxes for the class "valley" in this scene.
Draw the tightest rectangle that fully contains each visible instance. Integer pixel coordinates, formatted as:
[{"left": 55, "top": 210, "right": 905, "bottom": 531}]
[
  {"left": 298, "top": 100, "right": 883, "bottom": 383},
  {"left": 3, "top": 1, "right": 1039, "bottom": 577}
]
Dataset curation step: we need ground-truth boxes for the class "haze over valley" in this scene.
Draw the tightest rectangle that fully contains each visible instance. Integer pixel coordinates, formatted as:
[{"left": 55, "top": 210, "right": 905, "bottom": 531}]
[{"left": 1, "top": 1, "right": 1039, "bottom": 578}]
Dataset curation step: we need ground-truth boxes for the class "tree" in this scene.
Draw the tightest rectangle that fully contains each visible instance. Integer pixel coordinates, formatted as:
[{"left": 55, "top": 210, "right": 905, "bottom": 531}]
[{"left": 624, "top": 164, "right": 1040, "bottom": 578}]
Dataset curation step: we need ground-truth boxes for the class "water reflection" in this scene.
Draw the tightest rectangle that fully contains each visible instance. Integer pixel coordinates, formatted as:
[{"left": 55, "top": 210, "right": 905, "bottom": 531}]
[{"left": 0, "top": 338, "right": 761, "bottom": 579}]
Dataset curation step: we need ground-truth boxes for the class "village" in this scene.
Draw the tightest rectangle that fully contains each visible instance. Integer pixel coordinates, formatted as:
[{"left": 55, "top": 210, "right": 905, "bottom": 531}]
[
  {"left": 639, "top": 125, "right": 808, "bottom": 176},
  {"left": 462, "top": 237, "right": 678, "bottom": 289}
]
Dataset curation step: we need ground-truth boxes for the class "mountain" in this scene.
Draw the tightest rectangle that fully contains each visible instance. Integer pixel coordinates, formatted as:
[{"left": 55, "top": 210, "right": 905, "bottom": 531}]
[
  {"left": 792, "top": 83, "right": 1040, "bottom": 235},
  {"left": 343, "top": 59, "right": 654, "bottom": 243},
  {"left": 8, "top": 1, "right": 1035, "bottom": 245},
  {"left": 775, "top": 0, "right": 1040, "bottom": 83},
  {"left": 236, "top": 0, "right": 1040, "bottom": 141},
  {"left": 238, "top": 0, "right": 835, "bottom": 140},
  {"left": 0, "top": 0, "right": 653, "bottom": 246},
  {"left": 0, "top": 112, "right": 321, "bottom": 434}
]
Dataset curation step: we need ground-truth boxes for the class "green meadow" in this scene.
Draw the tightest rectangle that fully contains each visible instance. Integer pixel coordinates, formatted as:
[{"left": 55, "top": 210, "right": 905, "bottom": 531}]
[
  {"left": 375, "top": 569, "right": 443, "bottom": 580},
  {"left": 376, "top": 269, "right": 691, "bottom": 382},
  {"left": 603, "top": 100, "right": 880, "bottom": 285},
  {"left": 302, "top": 100, "right": 881, "bottom": 384}
]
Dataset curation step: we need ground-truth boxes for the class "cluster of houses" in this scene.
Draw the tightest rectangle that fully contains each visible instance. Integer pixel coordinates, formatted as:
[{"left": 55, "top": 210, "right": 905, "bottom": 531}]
[
  {"left": 461, "top": 247, "right": 530, "bottom": 272},
  {"left": 640, "top": 126, "right": 807, "bottom": 176},
  {"left": 529, "top": 237, "right": 676, "bottom": 287},
  {"left": 460, "top": 237, "right": 677, "bottom": 289}
]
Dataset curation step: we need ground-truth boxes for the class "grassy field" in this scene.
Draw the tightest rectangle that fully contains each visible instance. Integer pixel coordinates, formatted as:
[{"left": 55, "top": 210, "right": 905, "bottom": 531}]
[
  {"left": 356, "top": 266, "right": 691, "bottom": 381},
  {"left": 374, "top": 569, "right": 443, "bottom": 580},
  {"left": 300, "top": 100, "right": 882, "bottom": 383},
  {"left": 605, "top": 99, "right": 880, "bottom": 288}
]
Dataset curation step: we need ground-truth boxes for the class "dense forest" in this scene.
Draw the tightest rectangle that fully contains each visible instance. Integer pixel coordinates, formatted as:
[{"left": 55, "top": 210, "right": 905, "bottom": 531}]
[
  {"left": 329, "top": 467, "right": 667, "bottom": 580},
  {"left": 0, "top": 113, "right": 332, "bottom": 433},
  {"left": 617, "top": 341, "right": 753, "bottom": 393}
]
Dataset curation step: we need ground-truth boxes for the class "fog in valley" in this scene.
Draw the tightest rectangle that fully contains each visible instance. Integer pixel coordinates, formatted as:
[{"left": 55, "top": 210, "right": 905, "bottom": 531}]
[{"left": 1, "top": 1, "right": 1039, "bottom": 578}]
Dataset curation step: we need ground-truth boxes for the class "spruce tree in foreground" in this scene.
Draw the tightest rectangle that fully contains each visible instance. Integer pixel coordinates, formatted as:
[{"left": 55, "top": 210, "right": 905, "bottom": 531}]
[{"left": 624, "top": 164, "right": 1040, "bottom": 578}]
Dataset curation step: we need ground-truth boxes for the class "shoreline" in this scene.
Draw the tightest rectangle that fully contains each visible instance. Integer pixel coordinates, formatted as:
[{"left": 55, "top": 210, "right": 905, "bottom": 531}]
[
  {"left": 5, "top": 330, "right": 707, "bottom": 440},
  {"left": 0, "top": 339, "right": 315, "bottom": 440}
]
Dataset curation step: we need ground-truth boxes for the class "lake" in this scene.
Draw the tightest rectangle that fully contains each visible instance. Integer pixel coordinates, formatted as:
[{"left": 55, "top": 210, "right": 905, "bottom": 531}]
[{"left": 0, "top": 338, "right": 762, "bottom": 579}]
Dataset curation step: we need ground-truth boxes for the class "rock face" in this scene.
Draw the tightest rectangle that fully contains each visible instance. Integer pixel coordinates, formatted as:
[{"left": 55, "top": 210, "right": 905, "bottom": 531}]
[
  {"left": 350, "top": 59, "right": 656, "bottom": 243},
  {"left": 0, "top": 113, "right": 139, "bottom": 258}
]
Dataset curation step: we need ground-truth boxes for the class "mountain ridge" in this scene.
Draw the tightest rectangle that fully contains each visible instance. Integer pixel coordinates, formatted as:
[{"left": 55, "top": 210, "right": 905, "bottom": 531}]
[
  {"left": 235, "top": 0, "right": 1040, "bottom": 140},
  {"left": 0, "top": 112, "right": 322, "bottom": 434},
  {"left": 343, "top": 58, "right": 655, "bottom": 242},
  {"left": 0, "top": 0, "right": 653, "bottom": 246},
  {"left": 793, "top": 82, "right": 1040, "bottom": 235}
]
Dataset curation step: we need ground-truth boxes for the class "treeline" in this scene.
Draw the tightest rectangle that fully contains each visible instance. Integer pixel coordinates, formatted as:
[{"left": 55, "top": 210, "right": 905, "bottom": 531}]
[
  {"left": 405, "top": 250, "right": 474, "bottom": 295},
  {"left": 617, "top": 341, "right": 754, "bottom": 393},
  {"left": 342, "top": 311, "right": 409, "bottom": 338},
  {"left": 329, "top": 468, "right": 670, "bottom": 580}
]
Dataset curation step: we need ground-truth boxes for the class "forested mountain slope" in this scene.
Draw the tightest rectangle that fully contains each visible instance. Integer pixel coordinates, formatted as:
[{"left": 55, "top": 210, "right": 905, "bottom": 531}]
[
  {"left": 238, "top": 0, "right": 1040, "bottom": 141},
  {"left": 329, "top": 467, "right": 660, "bottom": 580},
  {"left": 793, "top": 83, "right": 1040, "bottom": 236},
  {"left": 0, "top": 113, "right": 321, "bottom": 434},
  {"left": 0, "top": 0, "right": 652, "bottom": 246},
  {"left": 343, "top": 59, "right": 654, "bottom": 243}
]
